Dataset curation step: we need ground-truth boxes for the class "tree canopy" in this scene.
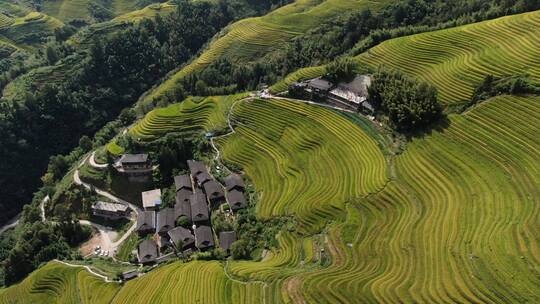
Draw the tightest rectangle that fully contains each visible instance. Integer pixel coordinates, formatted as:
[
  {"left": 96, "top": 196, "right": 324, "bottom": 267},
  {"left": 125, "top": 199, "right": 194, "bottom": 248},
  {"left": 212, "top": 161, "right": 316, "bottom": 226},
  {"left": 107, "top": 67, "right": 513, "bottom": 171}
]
[{"left": 368, "top": 68, "right": 442, "bottom": 131}]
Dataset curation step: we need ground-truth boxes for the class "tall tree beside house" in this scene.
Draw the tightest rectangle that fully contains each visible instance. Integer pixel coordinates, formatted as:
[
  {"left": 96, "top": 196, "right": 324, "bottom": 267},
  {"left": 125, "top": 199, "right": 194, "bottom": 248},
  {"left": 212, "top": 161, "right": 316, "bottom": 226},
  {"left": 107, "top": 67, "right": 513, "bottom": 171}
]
[
  {"left": 325, "top": 57, "right": 357, "bottom": 83},
  {"left": 368, "top": 67, "right": 442, "bottom": 131}
]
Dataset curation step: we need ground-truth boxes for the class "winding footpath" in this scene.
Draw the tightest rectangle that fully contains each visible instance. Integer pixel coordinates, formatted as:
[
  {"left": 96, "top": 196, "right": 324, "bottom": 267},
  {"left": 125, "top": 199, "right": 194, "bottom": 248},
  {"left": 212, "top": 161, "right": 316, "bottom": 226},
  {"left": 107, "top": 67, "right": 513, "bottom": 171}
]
[
  {"left": 88, "top": 151, "right": 108, "bottom": 169},
  {"left": 53, "top": 259, "right": 119, "bottom": 283},
  {"left": 209, "top": 96, "right": 254, "bottom": 175},
  {"left": 0, "top": 215, "right": 20, "bottom": 235},
  {"left": 73, "top": 155, "right": 141, "bottom": 255},
  {"left": 0, "top": 195, "right": 49, "bottom": 235}
]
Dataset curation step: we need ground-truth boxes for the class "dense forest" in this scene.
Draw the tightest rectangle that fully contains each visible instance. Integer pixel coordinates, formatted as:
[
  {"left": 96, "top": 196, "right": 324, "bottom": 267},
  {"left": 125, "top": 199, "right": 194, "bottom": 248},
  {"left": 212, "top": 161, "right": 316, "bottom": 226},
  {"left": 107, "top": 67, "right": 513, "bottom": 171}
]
[{"left": 0, "top": 0, "right": 292, "bottom": 226}]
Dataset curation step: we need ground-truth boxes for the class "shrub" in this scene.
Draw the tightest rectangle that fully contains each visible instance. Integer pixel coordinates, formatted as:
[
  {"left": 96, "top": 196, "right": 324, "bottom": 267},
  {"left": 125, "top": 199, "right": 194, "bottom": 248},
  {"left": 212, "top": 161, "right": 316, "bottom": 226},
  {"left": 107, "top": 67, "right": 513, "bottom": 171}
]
[
  {"left": 472, "top": 74, "right": 540, "bottom": 104},
  {"left": 231, "top": 239, "right": 249, "bottom": 260},
  {"left": 325, "top": 57, "right": 357, "bottom": 83}
]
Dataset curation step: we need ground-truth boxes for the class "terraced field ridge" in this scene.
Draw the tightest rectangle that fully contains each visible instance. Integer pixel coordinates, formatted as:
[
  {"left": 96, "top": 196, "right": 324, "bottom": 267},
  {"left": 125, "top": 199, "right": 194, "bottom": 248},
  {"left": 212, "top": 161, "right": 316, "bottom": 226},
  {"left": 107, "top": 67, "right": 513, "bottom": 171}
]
[
  {"left": 140, "top": 0, "right": 391, "bottom": 106},
  {"left": 0, "top": 12, "right": 63, "bottom": 47},
  {"left": 356, "top": 9, "right": 540, "bottom": 105},
  {"left": 130, "top": 94, "right": 246, "bottom": 141},
  {"left": 0, "top": 261, "right": 120, "bottom": 304},
  {"left": 217, "top": 98, "right": 388, "bottom": 233},
  {"left": 290, "top": 94, "right": 540, "bottom": 303},
  {"left": 2, "top": 95, "right": 539, "bottom": 303},
  {"left": 40, "top": 0, "right": 166, "bottom": 22}
]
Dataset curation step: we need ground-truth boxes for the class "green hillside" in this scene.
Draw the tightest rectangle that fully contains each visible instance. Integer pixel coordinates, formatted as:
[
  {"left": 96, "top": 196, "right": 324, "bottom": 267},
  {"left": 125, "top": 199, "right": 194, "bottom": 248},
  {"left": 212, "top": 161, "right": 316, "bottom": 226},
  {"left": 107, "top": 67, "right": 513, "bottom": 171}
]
[
  {"left": 216, "top": 98, "right": 387, "bottom": 233},
  {"left": 130, "top": 94, "right": 246, "bottom": 140},
  {"left": 294, "top": 94, "right": 540, "bottom": 303},
  {"left": 1, "top": 2, "right": 540, "bottom": 304},
  {"left": 0, "top": 262, "right": 120, "bottom": 304},
  {"left": 0, "top": 12, "right": 63, "bottom": 47},
  {"left": 356, "top": 9, "right": 540, "bottom": 105},
  {"left": 40, "top": 0, "right": 165, "bottom": 22},
  {"left": 140, "top": 0, "right": 390, "bottom": 106},
  {"left": 4, "top": 94, "right": 539, "bottom": 303}
]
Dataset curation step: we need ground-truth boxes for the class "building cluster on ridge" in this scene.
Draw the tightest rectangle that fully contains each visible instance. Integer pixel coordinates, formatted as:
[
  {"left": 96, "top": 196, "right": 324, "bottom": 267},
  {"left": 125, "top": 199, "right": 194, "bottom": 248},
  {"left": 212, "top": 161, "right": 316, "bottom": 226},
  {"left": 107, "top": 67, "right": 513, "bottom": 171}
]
[
  {"left": 289, "top": 75, "right": 375, "bottom": 114},
  {"left": 125, "top": 157, "right": 247, "bottom": 265}
]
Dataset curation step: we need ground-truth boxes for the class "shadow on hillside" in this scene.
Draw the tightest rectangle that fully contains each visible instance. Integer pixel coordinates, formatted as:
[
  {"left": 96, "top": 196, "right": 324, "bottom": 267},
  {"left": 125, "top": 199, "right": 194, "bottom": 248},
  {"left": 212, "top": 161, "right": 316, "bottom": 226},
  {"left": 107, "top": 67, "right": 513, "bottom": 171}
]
[{"left": 404, "top": 115, "right": 452, "bottom": 140}]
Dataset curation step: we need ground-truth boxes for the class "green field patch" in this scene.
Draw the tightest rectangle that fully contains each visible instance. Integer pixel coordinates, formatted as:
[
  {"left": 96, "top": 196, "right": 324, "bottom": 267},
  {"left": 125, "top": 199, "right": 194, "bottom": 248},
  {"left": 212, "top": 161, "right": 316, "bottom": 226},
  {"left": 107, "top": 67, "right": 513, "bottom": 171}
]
[
  {"left": 217, "top": 98, "right": 388, "bottom": 233},
  {"left": 355, "top": 10, "right": 540, "bottom": 105}
]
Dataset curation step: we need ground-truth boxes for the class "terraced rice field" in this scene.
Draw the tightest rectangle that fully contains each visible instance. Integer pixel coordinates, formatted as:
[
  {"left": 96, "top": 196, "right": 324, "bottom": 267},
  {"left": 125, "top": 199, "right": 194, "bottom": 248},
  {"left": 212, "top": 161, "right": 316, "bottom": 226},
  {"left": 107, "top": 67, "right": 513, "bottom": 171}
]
[
  {"left": 0, "top": 12, "right": 63, "bottom": 46},
  {"left": 41, "top": 0, "right": 106, "bottom": 22},
  {"left": 0, "top": 261, "right": 120, "bottom": 304},
  {"left": 112, "top": 261, "right": 263, "bottom": 304},
  {"left": 141, "top": 0, "right": 390, "bottom": 106},
  {"left": 2, "top": 95, "right": 539, "bottom": 303},
  {"left": 40, "top": 0, "right": 165, "bottom": 22},
  {"left": 111, "top": 2, "right": 176, "bottom": 23},
  {"left": 216, "top": 98, "right": 388, "bottom": 233},
  {"left": 356, "top": 10, "right": 540, "bottom": 105},
  {"left": 294, "top": 95, "right": 540, "bottom": 303},
  {"left": 0, "top": 2, "right": 32, "bottom": 18},
  {"left": 0, "top": 13, "right": 14, "bottom": 29},
  {"left": 130, "top": 94, "right": 246, "bottom": 140}
]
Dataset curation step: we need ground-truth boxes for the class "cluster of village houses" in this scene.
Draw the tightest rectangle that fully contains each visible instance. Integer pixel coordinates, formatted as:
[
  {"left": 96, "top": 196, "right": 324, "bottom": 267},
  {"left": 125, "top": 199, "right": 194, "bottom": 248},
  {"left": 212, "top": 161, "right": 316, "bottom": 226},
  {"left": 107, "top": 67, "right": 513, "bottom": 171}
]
[
  {"left": 91, "top": 154, "right": 247, "bottom": 266},
  {"left": 289, "top": 75, "right": 375, "bottom": 114}
]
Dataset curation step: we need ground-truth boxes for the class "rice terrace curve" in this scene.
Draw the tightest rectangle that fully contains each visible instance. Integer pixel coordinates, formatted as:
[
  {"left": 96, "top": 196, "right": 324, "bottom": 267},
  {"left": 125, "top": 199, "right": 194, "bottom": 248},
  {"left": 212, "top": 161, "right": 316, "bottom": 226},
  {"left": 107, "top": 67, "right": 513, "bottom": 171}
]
[{"left": 0, "top": 0, "right": 539, "bottom": 303}]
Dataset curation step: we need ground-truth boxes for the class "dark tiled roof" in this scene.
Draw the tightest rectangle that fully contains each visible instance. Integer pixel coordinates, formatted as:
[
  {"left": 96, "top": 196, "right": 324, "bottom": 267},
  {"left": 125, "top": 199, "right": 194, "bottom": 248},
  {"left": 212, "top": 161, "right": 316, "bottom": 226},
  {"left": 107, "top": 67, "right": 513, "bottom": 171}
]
[
  {"left": 219, "top": 231, "right": 237, "bottom": 251},
  {"left": 168, "top": 227, "right": 195, "bottom": 248},
  {"left": 224, "top": 174, "right": 245, "bottom": 192},
  {"left": 120, "top": 154, "right": 148, "bottom": 164},
  {"left": 308, "top": 78, "right": 333, "bottom": 91},
  {"left": 156, "top": 208, "right": 175, "bottom": 233},
  {"left": 196, "top": 172, "right": 213, "bottom": 185},
  {"left": 187, "top": 160, "right": 207, "bottom": 177},
  {"left": 190, "top": 191, "right": 209, "bottom": 222},
  {"left": 203, "top": 180, "right": 224, "bottom": 201},
  {"left": 175, "top": 189, "right": 192, "bottom": 221},
  {"left": 121, "top": 270, "right": 139, "bottom": 280},
  {"left": 138, "top": 239, "right": 158, "bottom": 264},
  {"left": 195, "top": 225, "right": 214, "bottom": 249},
  {"left": 175, "top": 189, "right": 192, "bottom": 205},
  {"left": 227, "top": 190, "right": 247, "bottom": 211},
  {"left": 174, "top": 175, "right": 192, "bottom": 191},
  {"left": 136, "top": 211, "right": 156, "bottom": 231}
]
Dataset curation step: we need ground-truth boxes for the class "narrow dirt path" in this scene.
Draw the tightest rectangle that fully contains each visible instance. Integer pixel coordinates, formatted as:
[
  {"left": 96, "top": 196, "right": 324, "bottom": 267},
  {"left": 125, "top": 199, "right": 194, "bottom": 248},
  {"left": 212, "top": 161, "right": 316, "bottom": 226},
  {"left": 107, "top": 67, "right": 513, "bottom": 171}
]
[
  {"left": 53, "top": 259, "right": 119, "bottom": 283},
  {"left": 73, "top": 155, "right": 141, "bottom": 256},
  {"left": 88, "top": 151, "right": 108, "bottom": 169},
  {"left": 209, "top": 96, "right": 253, "bottom": 175}
]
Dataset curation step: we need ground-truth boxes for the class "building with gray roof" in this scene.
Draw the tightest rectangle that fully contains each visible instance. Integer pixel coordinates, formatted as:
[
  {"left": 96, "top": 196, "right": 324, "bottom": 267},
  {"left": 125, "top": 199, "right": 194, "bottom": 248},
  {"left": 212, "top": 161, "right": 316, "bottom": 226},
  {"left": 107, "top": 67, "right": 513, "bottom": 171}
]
[
  {"left": 91, "top": 201, "right": 129, "bottom": 219},
  {"left": 174, "top": 175, "right": 192, "bottom": 192},
  {"left": 219, "top": 231, "right": 237, "bottom": 253},
  {"left": 224, "top": 174, "right": 245, "bottom": 192},
  {"left": 203, "top": 180, "right": 225, "bottom": 206},
  {"left": 168, "top": 226, "right": 195, "bottom": 250},
  {"left": 226, "top": 189, "right": 247, "bottom": 211},
  {"left": 136, "top": 211, "right": 156, "bottom": 235},
  {"left": 187, "top": 160, "right": 207, "bottom": 179},
  {"left": 195, "top": 225, "right": 214, "bottom": 250},
  {"left": 190, "top": 191, "right": 209, "bottom": 223},
  {"left": 137, "top": 239, "right": 158, "bottom": 264},
  {"left": 196, "top": 172, "right": 213, "bottom": 186},
  {"left": 156, "top": 208, "right": 175, "bottom": 234}
]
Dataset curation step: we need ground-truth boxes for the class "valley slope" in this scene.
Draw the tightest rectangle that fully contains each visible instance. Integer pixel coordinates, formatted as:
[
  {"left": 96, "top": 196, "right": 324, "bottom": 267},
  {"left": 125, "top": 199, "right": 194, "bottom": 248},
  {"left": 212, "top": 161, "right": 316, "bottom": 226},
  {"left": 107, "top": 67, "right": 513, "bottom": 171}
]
[{"left": 1, "top": 4, "right": 539, "bottom": 304}]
